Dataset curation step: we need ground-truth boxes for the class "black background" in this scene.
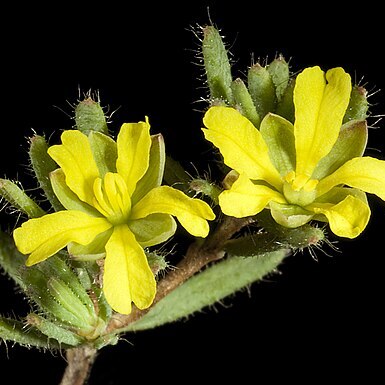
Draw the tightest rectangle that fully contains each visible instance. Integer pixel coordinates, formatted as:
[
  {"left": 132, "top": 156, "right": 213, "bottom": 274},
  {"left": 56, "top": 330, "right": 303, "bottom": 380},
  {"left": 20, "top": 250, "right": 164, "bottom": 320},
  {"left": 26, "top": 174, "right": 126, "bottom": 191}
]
[{"left": 1, "top": 1, "right": 384, "bottom": 384}]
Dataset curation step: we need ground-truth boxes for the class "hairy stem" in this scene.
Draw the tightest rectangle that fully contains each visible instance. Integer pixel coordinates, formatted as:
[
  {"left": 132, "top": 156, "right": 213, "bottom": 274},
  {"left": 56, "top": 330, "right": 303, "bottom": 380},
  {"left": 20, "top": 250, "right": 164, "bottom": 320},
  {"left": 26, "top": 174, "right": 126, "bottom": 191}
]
[
  {"left": 60, "top": 346, "right": 98, "bottom": 385},
  {"left": 105, "top": 216, "right": 253, "bottom": 333}
]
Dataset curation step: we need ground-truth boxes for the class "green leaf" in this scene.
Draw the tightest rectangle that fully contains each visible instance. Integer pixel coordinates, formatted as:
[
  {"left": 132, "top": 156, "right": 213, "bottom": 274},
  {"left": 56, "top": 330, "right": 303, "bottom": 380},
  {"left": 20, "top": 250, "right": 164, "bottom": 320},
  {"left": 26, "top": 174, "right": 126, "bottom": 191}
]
[
  {"left": 202, "top": 26, "right": 233, "bottom": 103},
  {"left": 248, "top": 64, "right": 276, "bottom": 119},
  {"left": 125, "top": 249, "right": 289, "bottom": 331},
  {"left": 231, "top": 78, "right": 261, "bottom": 127},
  {"left": 29, "top": 135, "right": 64, "bottom": 211}
]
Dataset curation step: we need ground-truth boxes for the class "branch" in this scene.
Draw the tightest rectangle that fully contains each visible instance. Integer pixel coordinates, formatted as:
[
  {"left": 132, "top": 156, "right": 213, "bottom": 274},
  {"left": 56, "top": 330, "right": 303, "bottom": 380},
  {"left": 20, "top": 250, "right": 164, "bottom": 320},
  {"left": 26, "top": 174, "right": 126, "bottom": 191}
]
[
  {"left": 105, "top": 216, "right": 254, "bottom": 334},
  {"left": 60, "top": 346, "right": 98, "bottom": 385}
]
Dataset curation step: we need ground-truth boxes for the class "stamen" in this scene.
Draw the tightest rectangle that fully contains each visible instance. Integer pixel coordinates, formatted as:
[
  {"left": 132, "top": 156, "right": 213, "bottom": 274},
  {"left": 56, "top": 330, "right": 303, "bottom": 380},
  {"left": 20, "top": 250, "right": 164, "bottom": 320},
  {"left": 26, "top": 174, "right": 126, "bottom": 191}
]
[{"left": 92, "top": 173, "right": 131, "bottom": 224}]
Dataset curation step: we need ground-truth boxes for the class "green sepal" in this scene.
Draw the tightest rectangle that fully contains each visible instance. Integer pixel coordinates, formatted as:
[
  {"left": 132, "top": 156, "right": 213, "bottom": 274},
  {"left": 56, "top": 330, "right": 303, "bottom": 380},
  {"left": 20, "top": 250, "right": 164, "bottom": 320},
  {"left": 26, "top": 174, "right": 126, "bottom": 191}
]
[
  {"left": 248, "top": 64, "right": 276, "bottom": 119},
  {"left": 315, "top": 186, "right": 368, "bottom": 205},
  {"left": 71, "top": 261, "right": 113, "bottom": 324},
  {"left": 131, "top": 134, "right": 165, "bottom": 204},
  {"left": 260, "top": 113, "right": 295, "bottom": 177},
  {"left": 90, "top": 285, "right": 112, "bottom": 323},
  {"left": 88, "top": 131, "right": 117, "bottom": 177},
  {"left": 312, "top": 120, "right": 368, "bottom": 180},
  {"left": 0, "top": 316, "right": 59, "bottom": 349},
  {"left": 75, "top": 97, "right": 108, "bottom": 134},
  {"left": 124, "top": 249, "right": 289, "bottom": 332},
  {"left": 68, "top": 229, "right": 111, "bottom": 259},
  {"left": 93, "top": 333, "right": 119, "bottom": 349},
  {"left": 21, "top": 266, "right": 91, "bottom": 330},
  {"left": 269, "top": 201, "right": 314, "bottom": 228},
  {"left": 128, "top": 214, "right": 176, "bottom": 248},
  {"left": 163, "top": 156, "right": 191, "bottom": 193},
  {"left": 267, "top": 55, "right": 290, "bottom": 102},
  {"left": 231, "top": 78, "right": 261, "bottom": 127},
  {"left": 276, "top": 78, "right": 295, "bottom": 123},
  {"left": 47, "top": 277, "right": 96, "bottom": 326},
  {"left": 26, "top": 313, "right": 84, "bottom": 347},
  {"left": 343, "top": 86, "right": 369, "bottom": 123},
  {"left": 202, "top": 26, "right": 233, "bottom": 103},
  {"left": 29, "top": 135, "right": 63, "bottom": 211},
  {"left": 0, "top": 179, "right": 45, "bottom": 218},
  {"left": 37, "top": 254, "right": 96, "bottom": 315}
]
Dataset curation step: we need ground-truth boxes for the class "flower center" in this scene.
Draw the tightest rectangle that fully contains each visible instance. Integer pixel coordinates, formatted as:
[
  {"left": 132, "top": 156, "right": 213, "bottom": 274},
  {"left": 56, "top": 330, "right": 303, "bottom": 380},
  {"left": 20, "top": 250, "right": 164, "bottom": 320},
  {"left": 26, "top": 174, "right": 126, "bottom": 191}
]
[
  {"left": 283, "top": 171, "right": 318, "bottom": 207},
  {"left": 92, "top": 172, "right": 131, "bottom": 225}
]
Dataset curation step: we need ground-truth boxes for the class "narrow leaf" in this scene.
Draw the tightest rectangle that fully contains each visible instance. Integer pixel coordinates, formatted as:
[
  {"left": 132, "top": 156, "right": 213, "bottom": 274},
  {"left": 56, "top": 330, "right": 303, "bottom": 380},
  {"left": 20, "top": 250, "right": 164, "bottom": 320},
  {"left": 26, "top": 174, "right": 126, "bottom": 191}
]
[
  {"left": 26, "top": 313, "right": 83, "bottom": 346},
  {"left": 0, "top": 316, "right": 57, "bottom": 349},
  {"left": 125, "top": 249, "right": 289, "bottom": 331}
]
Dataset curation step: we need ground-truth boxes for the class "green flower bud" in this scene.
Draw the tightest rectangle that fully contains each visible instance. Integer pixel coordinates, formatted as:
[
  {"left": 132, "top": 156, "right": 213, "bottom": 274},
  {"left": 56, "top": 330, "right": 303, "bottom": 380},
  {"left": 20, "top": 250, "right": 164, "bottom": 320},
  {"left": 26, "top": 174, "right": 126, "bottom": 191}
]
[
  {"left": 0, "top": 179, "right": 45, "bottom": 218},
  {"left": 231, "top": 78, "right": 261, "bottom": 127},
  {"left": 202, "top": 26, "right": 233, "bottom": 103},
  {"left": 75, "top": 96, "right": 108, "bottom": 134},
  {"left": 343, "top": 85, "right": 369, "bottom": 123},
  {"left": 267, "top": 55, "right": 290, "bottom": 102},
  {"left": 248, "top": 63, "right": 276, "bottom": 119}
]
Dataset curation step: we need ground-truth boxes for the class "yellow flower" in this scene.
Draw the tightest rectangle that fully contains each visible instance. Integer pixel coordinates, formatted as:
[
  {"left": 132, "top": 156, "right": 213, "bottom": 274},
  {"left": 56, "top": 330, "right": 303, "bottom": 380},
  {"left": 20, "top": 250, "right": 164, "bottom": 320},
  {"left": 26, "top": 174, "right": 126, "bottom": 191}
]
[
  {"left": 14, "top": 119, "right": 215, "bottom": 314},
  {"left": 202, "top": 66, "right": 385, "bottom": 238}
]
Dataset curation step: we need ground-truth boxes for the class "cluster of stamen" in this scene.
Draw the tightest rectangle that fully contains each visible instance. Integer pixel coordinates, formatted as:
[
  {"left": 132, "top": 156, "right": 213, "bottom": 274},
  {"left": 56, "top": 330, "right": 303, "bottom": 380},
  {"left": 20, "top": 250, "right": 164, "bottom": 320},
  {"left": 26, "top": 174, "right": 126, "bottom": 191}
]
[
  {"left": 92, "top": 172, "right": 131, "bottom": 225},
  {"left": 283, "top": 171, "right": 319, "bottom": 206}
]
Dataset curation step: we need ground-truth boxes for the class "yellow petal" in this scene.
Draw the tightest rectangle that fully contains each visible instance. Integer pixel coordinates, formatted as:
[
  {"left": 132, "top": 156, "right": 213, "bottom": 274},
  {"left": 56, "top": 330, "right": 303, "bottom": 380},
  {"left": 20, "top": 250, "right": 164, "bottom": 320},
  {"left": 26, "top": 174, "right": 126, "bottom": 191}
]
[
  {"left": 309, "top": 195, "right": 370, "bottom": 238},
  {"left": 13, "top": 211, "right": 112, "bottom": 266},
  {"left": 202, "top": 106, "right": 282, "bottom": 190},
  {"left": 316, "top": 156, "right": 385, "bottom": 200},
  {"left": 103, "top": 225, "right": 156, "bottom": 314},
  {"left": 131, "top": 134, "right": 166, "bottom": 205},
  {"left": 50, "top": 169, "right": 100, "bottom": 216},
  {"left": 294, "top": 67, "right": 351, "bottom": 178},
  {"left": 219, "top": 173, "right": 286, "bottom": 218},
  {"left": 116, "top": 119, "right": 152, "bottom": 195},
  {"left": 48, "top": 130, "right": 100, "bottom": 206},
  {"left": 130, "top": 186, "right": 215, "bottom": 238}
]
